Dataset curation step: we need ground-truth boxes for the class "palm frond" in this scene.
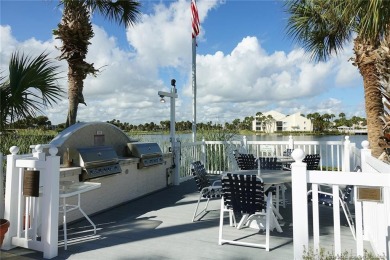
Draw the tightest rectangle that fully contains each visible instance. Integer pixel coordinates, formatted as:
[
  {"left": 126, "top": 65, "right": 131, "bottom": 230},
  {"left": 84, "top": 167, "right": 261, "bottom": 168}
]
[
  {"left": 353, "top": 0, "right": 390, "bottom": 41},
  {"left": 285, "top": 0, "right": 353, "bottom": 62},
  {"left": 1, "top": 51, "right": 65, "bottom": 129},
  {"left": 87, "top": 0, "right": 141, "bottom": 27}
]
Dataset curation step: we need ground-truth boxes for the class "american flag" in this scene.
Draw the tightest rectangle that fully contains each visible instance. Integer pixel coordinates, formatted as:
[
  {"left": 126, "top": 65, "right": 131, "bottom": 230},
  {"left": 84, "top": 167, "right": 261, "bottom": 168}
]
[{"left": 191, "top": 0, "right": 200, "bottom": 38}]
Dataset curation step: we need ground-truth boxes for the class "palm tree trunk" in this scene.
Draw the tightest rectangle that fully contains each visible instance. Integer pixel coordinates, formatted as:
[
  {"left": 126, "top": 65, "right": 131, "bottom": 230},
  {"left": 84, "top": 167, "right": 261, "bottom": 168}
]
[
  {"left": 66, "top": 66, "right": 83, "bottom": 126},
  {"left": 56, "top": 1, "right": 94, "bottom": 128},
  {"left": 354, "top": 38, "right": 384, "bottom": 157}
]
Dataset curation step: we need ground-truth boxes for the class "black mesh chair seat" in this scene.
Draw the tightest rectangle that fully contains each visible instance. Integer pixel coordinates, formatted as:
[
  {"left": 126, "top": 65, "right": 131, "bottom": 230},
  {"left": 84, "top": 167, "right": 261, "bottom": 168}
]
[
  {"left": 258, "top": 157, "right": 282, "bottom": 170},
  {"left": 233, "top": 151, "right": 257, "bottom": 170},
  {"left": 218, "top": 173, "right": 282, "bottom": 251},
  {"left": 283, "top": 149, "right": 293, "bottom": 157},
  {"left": 222, "top": 173, "right": 265, "bottom": 220},
  {"left": 191, "top": 161, "right": 222, "bottom": 221},
  {"left": 303, "top": 154, "right": 321, "bottom": 170}
]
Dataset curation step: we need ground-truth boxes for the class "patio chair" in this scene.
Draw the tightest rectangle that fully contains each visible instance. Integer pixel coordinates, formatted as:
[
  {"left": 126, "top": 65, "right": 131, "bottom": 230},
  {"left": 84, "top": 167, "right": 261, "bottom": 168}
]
[
  {"left": 303, "top": 154, "right": 321, "bottom": 170},
  {"left": 283, "top": 149, "right": 293, "bottom": 157},
  {"left": 218, "top": 173, "right": 282, "bottom": 251},
  {"left": 233, "top": 151, "right": 257, "bottom": 170},
  {"left": 281, "top": 149, "right": 294, "bottom": 170},
  {"left": 307, "top": 166, "right": 361, "bottom": 240},
  {"left": 234, "top": 153, "right": 286, "bottom": 209},
  {"left": 258, "top": 157, "right": 282, "bottom": 170},
  {"left": 191, "top": 161, "right": 222, "bottom": 222}
]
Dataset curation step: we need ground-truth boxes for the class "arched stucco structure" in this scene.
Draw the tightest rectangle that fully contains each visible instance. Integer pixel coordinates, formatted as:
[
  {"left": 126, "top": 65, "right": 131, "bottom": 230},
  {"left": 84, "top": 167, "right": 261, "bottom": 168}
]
[{"left": 50, "top": 122, "right": 135, "bottom": 165}]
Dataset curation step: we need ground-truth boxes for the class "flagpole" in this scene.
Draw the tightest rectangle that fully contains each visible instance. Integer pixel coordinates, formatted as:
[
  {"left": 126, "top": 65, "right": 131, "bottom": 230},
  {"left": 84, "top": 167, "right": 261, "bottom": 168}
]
[
  {"left": 191, "top": 0, "right": 199, "bottom": 143},
  {"left": 192, "top": 37, "right": 197, "bottom": 143}
]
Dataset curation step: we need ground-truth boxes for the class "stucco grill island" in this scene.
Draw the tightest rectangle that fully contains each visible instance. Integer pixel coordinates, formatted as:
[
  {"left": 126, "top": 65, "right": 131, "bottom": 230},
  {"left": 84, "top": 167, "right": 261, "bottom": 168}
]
[{"left": 49, "top": 122, "right": 173, "bottom": 223}]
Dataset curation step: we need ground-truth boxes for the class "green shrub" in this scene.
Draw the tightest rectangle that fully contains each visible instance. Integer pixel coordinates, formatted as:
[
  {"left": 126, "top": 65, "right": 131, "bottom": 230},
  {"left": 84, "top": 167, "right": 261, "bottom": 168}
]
[{"left": 0, "top": 129, "right": 55, "bottom": 155}]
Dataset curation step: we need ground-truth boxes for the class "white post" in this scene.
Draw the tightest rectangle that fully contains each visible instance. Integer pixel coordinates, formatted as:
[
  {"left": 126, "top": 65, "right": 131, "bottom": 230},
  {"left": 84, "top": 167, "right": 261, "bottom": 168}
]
[
  {"left": 288, "top": 135, "right": 294, "bottom": 150},
  {"left": 242, "top": 136, "right": 248, "bottom": 153},
  {"left": 342, "top": 136, "right": 351, "bottom": 172},
  {"left": 158, "top": 80, "right": 179, "bottom": 185},
  {"left": 170, "top": 83, "right": 179, "bottom": 186},
  {"left": 192, "top": 37, "right": 197, "bottom": 142},
  {"left": 360, "top": 140, "right": 370, "bottom": 172},
  {"left": 2, "top": 146, "right": 21, "bottom": 250},
  {"left": 41, "top": 145, "right": 60, "bottom": 259},
  {"left": 291, "top": 148, "right": 309, "bottom": 259},
  {"left": 358, "top": 140, "right": 371, "bottom": 249},
  {"left": 201, "top": 138, "right": 206, "bottom": 166}
]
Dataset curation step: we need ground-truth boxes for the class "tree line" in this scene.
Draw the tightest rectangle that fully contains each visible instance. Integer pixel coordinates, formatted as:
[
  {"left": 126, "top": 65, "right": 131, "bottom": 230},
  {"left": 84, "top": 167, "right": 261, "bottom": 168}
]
[{"left": 2, "top": 112, "right": 366, "bottom": 134}]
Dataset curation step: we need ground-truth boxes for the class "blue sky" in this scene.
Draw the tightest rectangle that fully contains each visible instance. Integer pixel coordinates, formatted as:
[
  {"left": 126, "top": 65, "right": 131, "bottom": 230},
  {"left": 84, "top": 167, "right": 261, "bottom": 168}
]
[{"left": 0, "top": 0, "right": 365, "bottom": 125}]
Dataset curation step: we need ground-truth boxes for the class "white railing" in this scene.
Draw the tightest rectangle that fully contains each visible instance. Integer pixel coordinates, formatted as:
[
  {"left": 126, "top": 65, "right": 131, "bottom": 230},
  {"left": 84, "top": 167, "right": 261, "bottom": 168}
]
[
  {"left": 178, "top": 136, "right": 350, "bottom": 181},
  {"left": 292, "top": 141, "right": 390, "bottom": 259},
  {"left": 2, "top": 145, "right": 60, "bottom": 259}
]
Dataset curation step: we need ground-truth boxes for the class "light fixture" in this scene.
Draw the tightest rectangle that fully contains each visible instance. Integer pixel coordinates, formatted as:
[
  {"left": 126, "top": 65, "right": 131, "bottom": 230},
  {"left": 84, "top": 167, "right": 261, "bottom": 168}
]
[{"left": 159, "top": 96, "right": 166, "bottom": 103}]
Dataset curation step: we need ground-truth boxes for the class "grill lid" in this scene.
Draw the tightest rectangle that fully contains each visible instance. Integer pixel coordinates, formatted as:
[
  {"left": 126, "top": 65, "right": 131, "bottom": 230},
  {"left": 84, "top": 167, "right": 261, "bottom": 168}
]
[
  {"left": 77, "top": 146, "right": 121, "bottom": 181},
  {"left": 127, "top": 142, "right": 162, "bottom": 158},
  {"left": 78, "top": 146, "right": 119, "bottom": 167},
  {"left": 127, "top": 142, "right": 163, "bottom": 168}
]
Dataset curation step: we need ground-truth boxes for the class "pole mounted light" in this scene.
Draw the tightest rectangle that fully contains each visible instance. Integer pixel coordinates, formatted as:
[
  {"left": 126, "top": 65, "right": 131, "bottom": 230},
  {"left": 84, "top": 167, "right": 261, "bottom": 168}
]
[{"left": 158, "top": 79, "right": 179, "bottom": 185}]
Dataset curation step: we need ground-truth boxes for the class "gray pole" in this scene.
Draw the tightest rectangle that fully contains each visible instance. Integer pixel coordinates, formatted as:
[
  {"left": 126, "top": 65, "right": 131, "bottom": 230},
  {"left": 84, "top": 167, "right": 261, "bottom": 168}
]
[{"left": 192, "top": 37, "right": 197, "bottom": 142}]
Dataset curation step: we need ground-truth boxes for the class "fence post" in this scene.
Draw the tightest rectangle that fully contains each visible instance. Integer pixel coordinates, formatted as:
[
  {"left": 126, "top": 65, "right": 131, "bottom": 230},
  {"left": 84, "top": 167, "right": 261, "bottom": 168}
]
[
  {"left": 40, "top": 145, "right": 60, "bottom": 258},
  {"left": 2, "top": 146, "right": 20, "bottom": 250},
  {"left": 242, "top": 136, "right": 248, "bottom": 152},
  {"left": 359, "top": 140, "right": 371, "bottom": 247},
  {"left": 289, "top": 135, "right": 294, "bottom": 149},
  {"left": 291, "top": 148, "right": 308, "bottom": 259},
  {"left": 342, "top": 136, "right": 351, "bottom": 172},
  {"left": 201, "top": 138, "right": 206, "bottom": 166},
  {"left": 360, "top": 140, "right": 371, "bottom": 172}
]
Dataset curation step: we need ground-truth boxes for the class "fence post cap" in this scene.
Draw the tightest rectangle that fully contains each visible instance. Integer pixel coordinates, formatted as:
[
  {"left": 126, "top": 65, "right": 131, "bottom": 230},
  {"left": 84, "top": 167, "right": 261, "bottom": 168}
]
[
  {"left": 361, "top": 140, "right": 369, "bottom": 149},
  {"left": 49, "top": 146, "right": 58, "bottom": 156},
  {"left": 9, "top": 146, "right": 19, "bottom": 154},
  {"left": 291, "top": 148, "right": 305, "bottom": 162}
]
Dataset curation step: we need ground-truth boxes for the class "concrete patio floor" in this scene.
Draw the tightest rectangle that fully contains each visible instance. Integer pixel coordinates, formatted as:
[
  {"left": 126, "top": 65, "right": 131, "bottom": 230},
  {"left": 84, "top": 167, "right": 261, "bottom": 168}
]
[{"left": 1, "top": 176, "right": 363, "bottom": 260}]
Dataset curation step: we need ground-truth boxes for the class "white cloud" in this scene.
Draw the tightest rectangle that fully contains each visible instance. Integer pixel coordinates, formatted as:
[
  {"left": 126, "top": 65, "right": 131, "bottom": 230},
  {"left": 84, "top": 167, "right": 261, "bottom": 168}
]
[{"left": 0, "top": 0, "right": 364, "bottom": 126}]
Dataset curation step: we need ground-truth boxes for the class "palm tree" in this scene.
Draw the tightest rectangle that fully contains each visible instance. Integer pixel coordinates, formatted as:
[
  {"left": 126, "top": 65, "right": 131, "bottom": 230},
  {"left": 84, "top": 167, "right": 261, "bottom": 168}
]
[
  {"left": 0, "top": 51, "right": 64, "bottom": 130},
  {"left": 285, "top": 0, "right": 390, "bottom": 157},
  {"left": 53, "top": 0, "right": 141, "bottom": 127}
]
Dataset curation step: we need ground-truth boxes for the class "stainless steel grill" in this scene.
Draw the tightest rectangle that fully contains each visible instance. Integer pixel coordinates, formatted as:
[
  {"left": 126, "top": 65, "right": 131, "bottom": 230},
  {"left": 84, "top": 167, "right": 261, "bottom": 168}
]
[
  {"left": 127, "top": 142, "right": 163, "bottom": 169},
  {"left": 78, "top": 146, "right": 122, "bottom": 181}
]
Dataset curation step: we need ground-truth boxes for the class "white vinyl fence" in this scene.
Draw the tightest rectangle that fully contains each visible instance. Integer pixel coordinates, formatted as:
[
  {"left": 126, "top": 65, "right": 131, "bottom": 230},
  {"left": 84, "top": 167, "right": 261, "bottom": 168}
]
[
  {"left": 178, "top": 136, "right": 350, "bottom": 181},
  {"left": 292, "top": 141, "right": 390, "bottom": 259},
  {"left": 2, "top": 145, "right": 60, "bottom": 259}
]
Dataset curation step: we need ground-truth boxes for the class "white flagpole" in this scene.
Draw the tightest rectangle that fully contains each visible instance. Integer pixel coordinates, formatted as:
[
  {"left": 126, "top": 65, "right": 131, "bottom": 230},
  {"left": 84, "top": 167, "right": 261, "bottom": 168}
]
[{"left": 192, "top": 37, "right": 197, "bottom": 142}]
